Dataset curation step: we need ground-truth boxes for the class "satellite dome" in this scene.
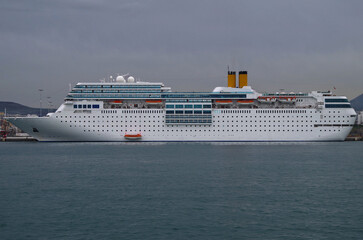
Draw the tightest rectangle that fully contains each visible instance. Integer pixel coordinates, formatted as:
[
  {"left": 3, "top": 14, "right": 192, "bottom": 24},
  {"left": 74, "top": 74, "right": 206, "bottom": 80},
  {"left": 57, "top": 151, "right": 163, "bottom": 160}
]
[
  {"left": 116, "top": 76, "right": 126, "bottom": 82},
  {"left": 127, "top": 76, "right": 135, "bottom": 83}
]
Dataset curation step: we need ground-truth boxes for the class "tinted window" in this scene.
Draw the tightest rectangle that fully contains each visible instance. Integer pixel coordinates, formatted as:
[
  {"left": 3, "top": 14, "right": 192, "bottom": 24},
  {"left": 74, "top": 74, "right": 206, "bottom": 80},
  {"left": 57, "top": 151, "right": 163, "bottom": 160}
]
[
  {"left": 325, "top": 99, "right": 349, "bottom": 102},
  {"left": 325, "top": 104, "right": 351, "bottom": 108}
]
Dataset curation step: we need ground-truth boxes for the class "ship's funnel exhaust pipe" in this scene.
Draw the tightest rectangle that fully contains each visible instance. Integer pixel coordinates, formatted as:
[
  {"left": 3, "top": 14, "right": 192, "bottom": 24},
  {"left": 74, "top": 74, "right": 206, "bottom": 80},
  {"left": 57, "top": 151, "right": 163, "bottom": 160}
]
[
  {"left": 239, "top": 71, "right": 248, "bottom": 88},
  {"left": 228, "top": 71, "right": 236, "bottom": 88}
]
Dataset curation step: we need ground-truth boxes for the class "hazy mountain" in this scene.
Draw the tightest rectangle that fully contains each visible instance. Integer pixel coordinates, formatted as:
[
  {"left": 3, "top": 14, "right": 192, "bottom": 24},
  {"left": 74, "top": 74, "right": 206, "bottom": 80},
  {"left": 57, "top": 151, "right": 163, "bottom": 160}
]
[
  {"left": 350, "top": 94, "right": 363, "bottom": 111},
  {"left": 0, "top": 101, "right": 55, "bottom": 116}
]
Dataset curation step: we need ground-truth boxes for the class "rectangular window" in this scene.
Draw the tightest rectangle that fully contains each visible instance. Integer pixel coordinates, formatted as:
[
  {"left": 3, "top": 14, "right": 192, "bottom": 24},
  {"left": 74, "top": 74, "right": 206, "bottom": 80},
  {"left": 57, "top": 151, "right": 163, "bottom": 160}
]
[
  {"left": 325, "top": 104, "right": 351, "bottom": 108},
  {"left": 175, "top": 110, "right": 184, "bottom": 114},
  {"left": 166, "top": 105, "right": 174, "bottom": 108},
  {"left": 92, "top": 104, "right": 100, "bottom": 109},
  {"left": 78, "top": 105, "right": 83, "bottom": 109},
  {"left": 203, "top": 105, "right": 211, "bottom": 108},
  {"left": 83, "top": 105, "right": 87, "bottom": 108},
  {"left": 166, "top": 110, "right": 174, "bottom": 114},
  {"left": 185, "top": 110, "right": 193, "bottom": 114},
  {"left": 175, "top": 105, "right": 184, "bottom": 109},
  {"left": 203, "top": 110, "right": 211, "bottom": 114},
  {"left": 194, "top": 110, "right": 202, "bottom": 114},
  {"left": 185, "top": 105, "right": 193, "bottom": 108},
  {"left": 87, "top": 105, "right": 92, "bottom": 108},
  {"left": 73, "top": 105, "right": 78, "bottom": 109},
  {"left": 325, "top": 99, "right": 349, "bottom": 103},
  {"left": 194, "top": 105, "right": 202, "bottom": 108}
]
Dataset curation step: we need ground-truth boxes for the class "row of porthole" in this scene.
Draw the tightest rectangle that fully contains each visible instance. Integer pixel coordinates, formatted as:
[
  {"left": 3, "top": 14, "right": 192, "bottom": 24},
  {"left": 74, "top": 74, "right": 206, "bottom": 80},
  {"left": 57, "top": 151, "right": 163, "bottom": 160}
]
[
  {"left": 61, "top": 118, "right": 352, "bottom": 123},
  {"left": 57, "top": 114, "right": 350, "bottom": 120},
  {"left": 74, "top": 125, "right": 318, "bottom": 132},
  {"left": 82, "top": 129, "right": 318, "bottom": 133},
  {"left": 61, "top": 120, "right": 352, "bottom": 125}
]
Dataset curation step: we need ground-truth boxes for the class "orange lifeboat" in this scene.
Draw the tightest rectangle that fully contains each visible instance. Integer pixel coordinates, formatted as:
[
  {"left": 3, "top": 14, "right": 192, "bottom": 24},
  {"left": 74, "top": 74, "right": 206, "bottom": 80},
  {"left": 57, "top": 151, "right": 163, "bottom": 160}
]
[
  {"left": 237, "top": 100, "right": 254, "bottom": 104},
  {"left": 145, "top": 100, "right": 162, "bottom": 104},
  {"left": 124, "top": 133, "right": 142, "bottom": 140},
  {"left": 111, "top": 100, "right": 123, "bottom": 104},
  {"left": 215, "top": 100, "right": 232, "bottom": 104}
]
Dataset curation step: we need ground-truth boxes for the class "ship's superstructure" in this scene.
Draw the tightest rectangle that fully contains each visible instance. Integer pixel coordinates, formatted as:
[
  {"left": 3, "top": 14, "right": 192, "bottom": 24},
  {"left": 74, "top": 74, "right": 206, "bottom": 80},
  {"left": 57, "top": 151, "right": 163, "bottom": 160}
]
[{"left": 7, "top": 72, "right": 357, "bottom": 141}]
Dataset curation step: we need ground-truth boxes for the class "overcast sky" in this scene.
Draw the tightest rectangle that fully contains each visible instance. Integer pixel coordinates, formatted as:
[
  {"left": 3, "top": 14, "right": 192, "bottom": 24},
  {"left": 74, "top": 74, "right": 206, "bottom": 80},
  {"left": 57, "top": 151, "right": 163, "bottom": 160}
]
[{"left": 1, "top": 0, "right": 362, "bottom": 107}]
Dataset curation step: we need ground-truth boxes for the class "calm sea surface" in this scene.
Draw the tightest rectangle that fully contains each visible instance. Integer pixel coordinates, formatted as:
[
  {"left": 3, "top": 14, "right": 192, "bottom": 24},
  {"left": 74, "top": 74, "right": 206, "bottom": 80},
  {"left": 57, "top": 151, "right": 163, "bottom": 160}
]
[{"left": 0, "top": 142, "right": 362, "bottom": 239}]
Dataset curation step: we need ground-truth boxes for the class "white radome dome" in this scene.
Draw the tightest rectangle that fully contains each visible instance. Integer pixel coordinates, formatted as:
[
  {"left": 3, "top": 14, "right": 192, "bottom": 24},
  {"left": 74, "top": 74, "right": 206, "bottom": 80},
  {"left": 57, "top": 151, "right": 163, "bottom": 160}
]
[
  {"left": 127, "top": 76, "right": 135, "bottom": 83},
  {"left": 116, "top": 76, "right": 126, "bottom": 82}
]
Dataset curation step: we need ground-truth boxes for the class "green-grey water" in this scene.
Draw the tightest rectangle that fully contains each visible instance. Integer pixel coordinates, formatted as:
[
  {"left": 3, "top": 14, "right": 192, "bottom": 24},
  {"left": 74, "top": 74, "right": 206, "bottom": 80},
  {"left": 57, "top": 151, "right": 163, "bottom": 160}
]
[{"left": 0, "top": 142, "right": 362, "bottom": 239}]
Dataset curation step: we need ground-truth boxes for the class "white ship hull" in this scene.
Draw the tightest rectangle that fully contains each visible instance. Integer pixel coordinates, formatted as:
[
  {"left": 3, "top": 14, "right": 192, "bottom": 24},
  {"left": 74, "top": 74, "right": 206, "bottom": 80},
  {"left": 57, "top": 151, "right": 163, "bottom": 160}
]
[
  {"left": 7, "top": 108, "right": 355, "bottom": 142},
  {"left": 6, "top": 73, "right": 357, "bottom": 142}
]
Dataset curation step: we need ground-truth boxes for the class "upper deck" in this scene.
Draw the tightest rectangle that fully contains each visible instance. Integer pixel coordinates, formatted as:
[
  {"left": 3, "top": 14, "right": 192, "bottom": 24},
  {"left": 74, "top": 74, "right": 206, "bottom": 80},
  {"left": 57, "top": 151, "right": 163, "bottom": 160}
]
[{"left": 63, "top": 77, "right": 352, "bottom": 111}]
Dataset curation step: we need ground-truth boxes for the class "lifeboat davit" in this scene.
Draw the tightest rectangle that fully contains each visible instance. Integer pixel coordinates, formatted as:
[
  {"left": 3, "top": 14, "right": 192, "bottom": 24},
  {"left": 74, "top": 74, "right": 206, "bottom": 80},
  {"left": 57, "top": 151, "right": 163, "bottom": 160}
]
[{"left": 124, "top": 133, "right": 142, "bottom": 140}]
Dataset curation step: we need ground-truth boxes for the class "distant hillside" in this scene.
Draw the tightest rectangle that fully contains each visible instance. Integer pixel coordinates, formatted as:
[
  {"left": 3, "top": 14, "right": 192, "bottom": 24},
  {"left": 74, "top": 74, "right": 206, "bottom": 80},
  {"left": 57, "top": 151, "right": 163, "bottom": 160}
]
[
  {"left": 0, "top": 101, "right": 56, "bottom": 116},
  {"left": 351, "top": 94, "right": 363, "bottom": 111}
]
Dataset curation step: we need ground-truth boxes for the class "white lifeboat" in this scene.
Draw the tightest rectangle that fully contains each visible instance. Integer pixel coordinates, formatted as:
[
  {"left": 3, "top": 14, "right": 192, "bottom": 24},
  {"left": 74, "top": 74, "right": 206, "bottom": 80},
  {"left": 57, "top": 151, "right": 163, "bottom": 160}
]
[
  {"left": 277, "top": 96, "right": 296, "bottom": 103},
  {"left": 257, "top": 96, "right": 276, "bottom": 103}
]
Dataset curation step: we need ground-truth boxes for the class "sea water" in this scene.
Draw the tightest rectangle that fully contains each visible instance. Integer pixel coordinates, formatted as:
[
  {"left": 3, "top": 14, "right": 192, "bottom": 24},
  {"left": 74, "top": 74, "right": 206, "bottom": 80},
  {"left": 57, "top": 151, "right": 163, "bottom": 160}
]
[{"left": 0, "top": 142, "right": 362, "bottom": 239}]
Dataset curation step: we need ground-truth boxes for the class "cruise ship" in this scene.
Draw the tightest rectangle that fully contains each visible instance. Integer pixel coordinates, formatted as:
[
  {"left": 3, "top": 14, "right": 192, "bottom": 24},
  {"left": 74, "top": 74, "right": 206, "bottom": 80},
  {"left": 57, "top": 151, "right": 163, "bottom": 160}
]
[{"left": 6, "top": 71, "right": 357, "bottom": 142}]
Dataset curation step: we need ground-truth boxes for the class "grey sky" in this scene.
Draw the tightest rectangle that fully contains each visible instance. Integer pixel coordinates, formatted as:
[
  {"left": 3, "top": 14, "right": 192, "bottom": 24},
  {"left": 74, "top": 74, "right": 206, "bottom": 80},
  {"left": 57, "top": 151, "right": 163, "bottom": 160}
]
[{"left": 1, "top": 0, "right": 362, "bottom": 107}]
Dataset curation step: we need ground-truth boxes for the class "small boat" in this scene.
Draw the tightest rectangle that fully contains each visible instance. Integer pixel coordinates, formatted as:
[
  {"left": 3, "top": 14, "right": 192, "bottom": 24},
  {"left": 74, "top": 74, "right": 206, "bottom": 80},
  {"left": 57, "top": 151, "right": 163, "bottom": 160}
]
[
  {"left": 215, "top": 100, "right": 232, "bottom": 104},
  {"left": 257, "top": 96, "right": 276, "bottom": 102},
  {"left": 145, "top": 100, "right": 162, "bottom": 104},
  {"left": 124, "top": 133, "right": 142, "bottom": 140},
  {"left": 111, "top": 100, "right": 123, "bottom": 104},
  {"left": 277, "top": 96, "right": 296, "bottom": 103},
  {"left": 237, "top": 100, "right": 254, "bottom": 104}
]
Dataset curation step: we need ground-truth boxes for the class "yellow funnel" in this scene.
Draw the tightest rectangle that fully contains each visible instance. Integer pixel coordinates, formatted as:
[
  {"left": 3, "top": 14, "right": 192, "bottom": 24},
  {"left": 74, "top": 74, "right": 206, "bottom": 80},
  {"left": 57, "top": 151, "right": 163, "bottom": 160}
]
[
  {"left": 239, "top": 71, "right": 248, "bottom": 88},
  {"left": 228, "top": 71, "right": 236, "bottom": 88}
]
